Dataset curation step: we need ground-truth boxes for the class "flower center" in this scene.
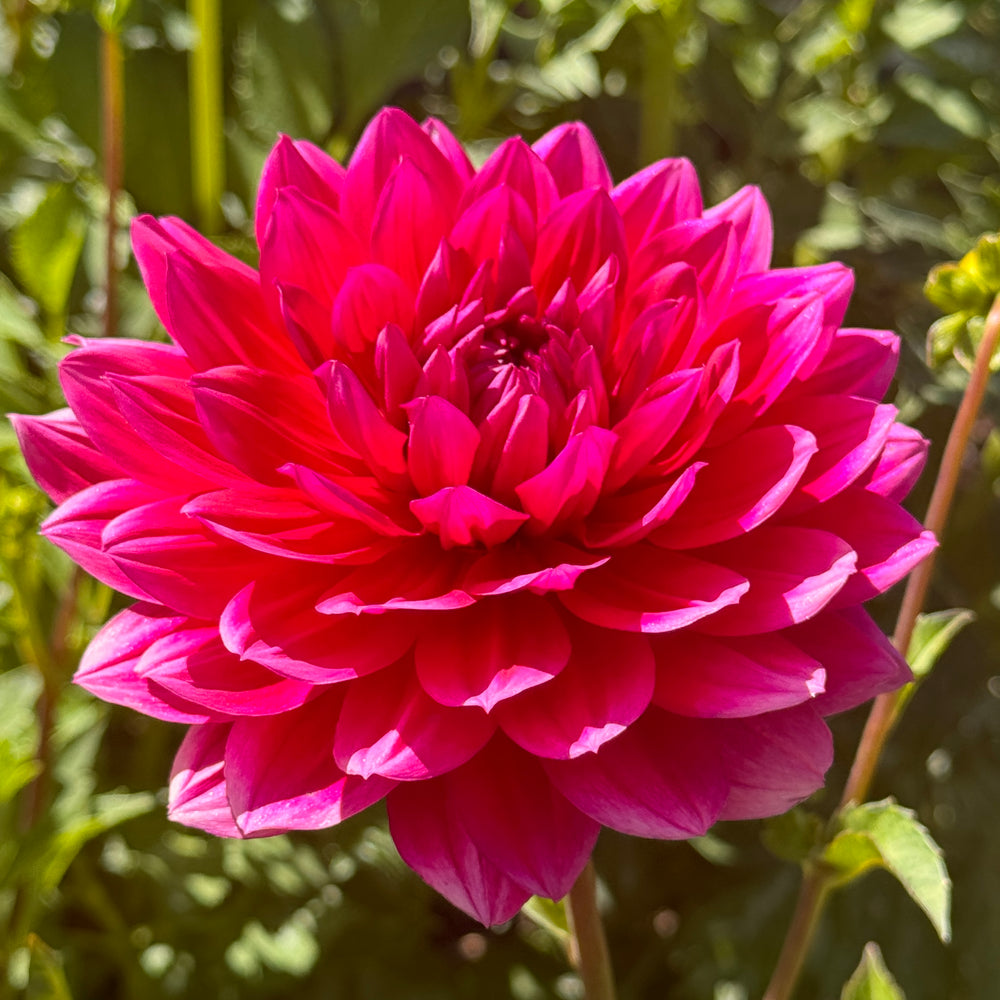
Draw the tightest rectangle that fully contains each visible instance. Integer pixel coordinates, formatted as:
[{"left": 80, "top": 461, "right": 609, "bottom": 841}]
[{"left": 483, "top": 314, "right": 548, "bottom": 368}]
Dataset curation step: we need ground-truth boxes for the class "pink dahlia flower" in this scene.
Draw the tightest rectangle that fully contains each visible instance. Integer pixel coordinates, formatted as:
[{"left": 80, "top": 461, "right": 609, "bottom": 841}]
[{"left": 15, "top": 109, "right": 934, "bottom": 925}]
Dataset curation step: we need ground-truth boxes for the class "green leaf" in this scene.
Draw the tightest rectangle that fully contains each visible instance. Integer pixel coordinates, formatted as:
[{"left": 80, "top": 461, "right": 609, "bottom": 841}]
[
  {"left": 522, "top": 896, "right": 570, "bottom": 944},
  {"left": 10, "top": 184, "right": 87, "bottom": 321},
  {"left": 762, "top": 807, "right": 824, "bottom": 864},
  {"left": 841, "top": 942, "right": 905, "bottom": 1000},
  {"left": 882, "top": 0, "right": 963, "bottom": 50},
  {"left": 823, "top": 799, "right": 951, "bottom": 942},
  {"left": 0, "top": 742, "right": 42, "bottom": 805},
  {"left": 25, "top": 934, "right": 73, "bottom": 1000},
  {"left": 906, "top": 609, "right": 975, "bottom": 680}
]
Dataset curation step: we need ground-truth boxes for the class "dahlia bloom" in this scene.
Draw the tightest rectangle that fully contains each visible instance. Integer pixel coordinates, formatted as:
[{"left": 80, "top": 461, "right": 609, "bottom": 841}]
[{"left": 15, "top": 109, "right": 933, "bottom": 925}]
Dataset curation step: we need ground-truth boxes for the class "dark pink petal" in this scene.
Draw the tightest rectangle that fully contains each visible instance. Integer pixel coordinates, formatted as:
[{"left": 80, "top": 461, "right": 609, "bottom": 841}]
[
  {"left": 226, "top": 691, "right": 396, "bottom": 835},
  {"left": 605, "top": 369, "right": 702, "bottom": 491},
  {"left": 489, "top": 392, "right": 550, "bottom": 501},
  {"left": 260, "top": 188, "right": 365, "bottom": 314},
  {"left": 703, "top": 185, "right": 773, "bottom": 274},
  {"left": 371, "top": 158, "right": 451, "bottom": 290},
  {"left": 787, "top": 606, "right": 911, "bottom": 714},
  {"left": 532, "top": 189, "right": 626, "bottom": 306},
  {"left": 858, "top": 424, "right": 928, "bottom": 502},
  {"left": 448, "top": 738, "right": 599, "bottom": 899},
  {"left": 463, "top": 137, "right": 559, "bottom": 220},
  {"left": 220, "top": 569, "right": 416, "bottom": 683},
  {"left": 422, "top": 117, "right": 474, "bottom": 183},
  {"left": 342, "top": 107, "right": 462, "bottom": 239},
  {"left": 102, "top": 496, "right": 276, "bottom": 617},
  {"left": 695, "top": 526, "right": 856, "bottom": 636},
  {"left": 516, "top": 426, "right": 618, "bottom": 531},
  {"left": 326, "top": 361, "right": 409, "bottom": 487},
  {"left": 653, "top": 424, "right": 818, "bottom": 549},
  {"left": 315, "top": 538, "right": 476, "bottom": 614},
  {"left": 74, "top": 603, "right": 211, "bottom": 723},
  {"left": 133, "top": 218, "right": 303, "bottom": 374},
  {"left": 406, "top": 394, "right": 481, "bottom": 495},
  {"left": 717, "top": 704, "right": 833, "bottom": 820},
  {"left": 334, "top": 662, "right": 495, "bottom": 780},
  {"left": 774, "top": 396, "right": 897, "bottom": 511},
  {"left": 651, "top": 631, "right": 825, "bottom": 718},
  {"left": 274, "top": 280, "right": 337, "bottom": 369},
  {"left": 532, "top": 122, "right": 612, "bottom": 196},
  {"left": 10, "top": 410, "right": 123, "bottom": 502},
  {"left": 193, "top": 366, "right": 354, "bottom": 486},
  {"left": 107, "top": 373, "right": 245, "bottom": 487},
  {"left": 612, "top": 158, "right": 702, "bottom": 253},
  {"left": 462, "top": 541, "right": 610, "bottom": 597},
  {"left": 415, "top": 593, "right": 571, "bottom": 710},
  {"left": 792, "top": 488, "right": 936, "bottom": 606},
  {"left": 410, "top": 486, "right": 528, "bottom": 549},
  {"left": 496, "top": 622, "right": 655, "bottom": 758},
  {"left": 560, "top": 545, "right": 749, "bottom": 633},
  {"left": 58, "top": 338, "right": 199, "bottom": 490},
  {"left": 41, "top": 479, "right": 165, "bottom": 599},
  {"left": 387, "top": 779, "right": 531, "bottom": 926},
  {"left": 331, "top": 264, "right": 415, "bottom": 353},
  {"left": 804, "top": 327, "right": 899, "bottom": 400},
  {"left": 545, "top": 708, "right": 729, "bottom": 838},
  {"left": 137, "top": 625, "right": 312, "bottom": 716},
  {"left": 255, "top": 134, "right": 345, "bottom": 248},
  {"left": 183, "top": 487, "right": 383, "bottom": 563},
  {"left": 582, "top": 464, "right": 702, "bottom": 548},
  {"left": 168, "top": 724, "right": 243, "bottom": 837}
]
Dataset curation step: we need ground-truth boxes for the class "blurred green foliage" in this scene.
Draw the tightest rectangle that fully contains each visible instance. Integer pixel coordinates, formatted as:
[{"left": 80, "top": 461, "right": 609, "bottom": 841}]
[{"left": 2, "top": 0, "right": 1000, "bottom": 997}]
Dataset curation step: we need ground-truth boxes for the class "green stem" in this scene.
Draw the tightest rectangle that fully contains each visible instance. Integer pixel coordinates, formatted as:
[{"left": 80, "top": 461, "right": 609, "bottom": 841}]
[
  {"left": 100, "top": 27, "right": 124, "bottom": 339},
  {"left": 638, "top": 2, "right": 691, "bottom": 165},
  {"left": 763, "top": 290, "right": 1000, "bottom": 1000},
  {"left": 565, "top": 860, "right": 617, "bottom": 1000},
  {"left": 189, "top": 0, "right": 224, "bottom": 233}
]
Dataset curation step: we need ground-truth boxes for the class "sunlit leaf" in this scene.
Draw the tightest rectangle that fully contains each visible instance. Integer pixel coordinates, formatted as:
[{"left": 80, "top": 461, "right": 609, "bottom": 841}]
[{"left": 841, "top": 942, "right": 906, "bottom": 999}]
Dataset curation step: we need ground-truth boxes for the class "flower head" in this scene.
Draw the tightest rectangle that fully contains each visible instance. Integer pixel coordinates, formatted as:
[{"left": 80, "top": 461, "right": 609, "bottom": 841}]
[{"left": 15, "top": 109, "right": 934, "bottom": 925}]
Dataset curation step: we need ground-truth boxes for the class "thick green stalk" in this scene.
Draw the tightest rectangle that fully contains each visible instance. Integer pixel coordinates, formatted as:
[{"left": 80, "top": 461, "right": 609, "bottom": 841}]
[
  {"left": 100, "top": 26, "right": 124, "bottom": 338},
  {"left": 189, "top": 0, "right": 224, "bottom": 233},
  {"left": 566, "top": 860, "right": 617, "bottom": 1000},
  {"left": 763, "top": 291, "right": 1000, "bottom": 1000}
]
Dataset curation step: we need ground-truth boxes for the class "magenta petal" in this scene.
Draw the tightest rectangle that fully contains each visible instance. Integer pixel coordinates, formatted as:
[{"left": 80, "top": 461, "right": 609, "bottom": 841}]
[
  {"left": 787, "top": 607, "right": 912, "bottom": 714},
  {"left": 612, "top": 157, "right": 702, "bottom": 252},
  {"left": 422, "top": 117, "right": 475, "bottom": 183},
  {"left": 463, "top": 137, "right": 559, "bottom": 220},
  {"left": 447, "top": 738, "right": 599, "bottom": 899},
  {"left": 168, "top": 724, "right": 242, "bottom": 837},
  {"left": 41, "top": 479, "right": 165, "bottom": 599},
  {"left": 532, "top": 122, "right": 612, "bottom": 196},
  {"left": 255, "top": 134, "right": 345, "bottom": 248},
  {"left": 651, "top": 631, "right": 825, "bottom": 718},
  {"left": 387, "top": 779, "right": 531, "bottom": 926},
  {"left": 496, "top": 623, "right": 655, "bottom": 758},
  {"left": 516, "top": 426, "right": 618, "bottom": 531},
  {"left": 102, "top": 496, "right": 275, "bottom": 617},
  {"left": 654, "top": 424, "right": 818, "bottom": 549},
  {"left": 793, "top": 487, "right": 936, "bottom": 606},
  {"left": 545, "top": 708, "right": 729, "bottom": 838},
  {"left": 462, "top": 541, "right": 610, "bottom": 597},
  {"left": 331, "top": 264, "right": 415, "bottom": 353},
  {"left": 716, "top": 704, "right": 833, "bottom": 820},
  {"left": 410, "top": 486, "right": 528, "bottom": 549},
  {"left": 559, "top": 545, "right": 749, "bottom": 633},
  {"left": 136, "top": 625, "right": 313, "bottom": 716},
  {"left": 406, "top": 394, "right": 481, "bottom": 495},
  {"left": 859, "top": 424, "right": 929, "bottom": 503},
  {"left": 415, "top": 593, "right": 571, "bottom": 710},
  {"left": 805, "top": 327, "right": 900, "bottom": 400},
  {"left": 225, "top": 691, "right": 396, "bottom": 835},
  {"left": 74, "top": 603, "right": 212, "bottom": 723},
  {"left": 334, "top": 663, "right": 495, "bottom": 780},
  {"left": 703, "top": 185, "right": 773, "bottom": 274},
  {"left": 220, "top": 571, "right": 416, "bottom": 683},
  {"left": 10, "top": 410, "right": 123, "bottom": 502}
]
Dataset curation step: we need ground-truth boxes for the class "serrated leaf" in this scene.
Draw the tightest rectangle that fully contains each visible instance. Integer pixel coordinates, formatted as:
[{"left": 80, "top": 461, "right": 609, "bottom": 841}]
[
  {"left": 824, "top": 799, "right": 951, "bottom": 942},
  {"left": 841, "top": 942, "right": 905, "bottom": 1000},
  {"left": 522, "top": 895, "right": 571, "bottom": 944},
  {"left": 906, "top": 609, "right": 974, "bottom": 680},
  {"left": 10, "top": 184, "right": 87, "bottom": 321}
]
